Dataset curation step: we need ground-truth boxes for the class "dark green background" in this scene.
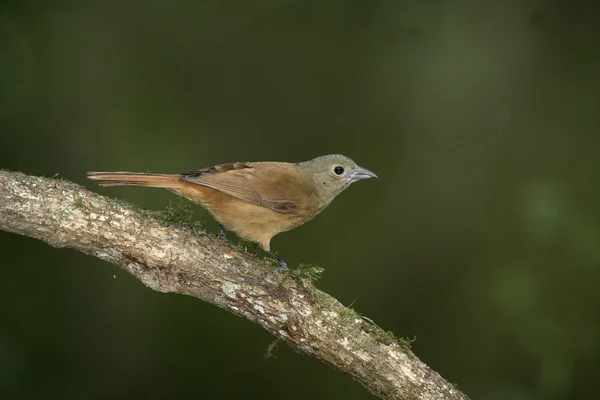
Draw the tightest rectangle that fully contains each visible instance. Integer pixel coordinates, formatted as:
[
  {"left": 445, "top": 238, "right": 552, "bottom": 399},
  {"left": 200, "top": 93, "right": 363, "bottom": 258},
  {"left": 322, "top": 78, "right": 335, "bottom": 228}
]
[{"left": 2, "top": 1, "right": 600, "bottom": 399}]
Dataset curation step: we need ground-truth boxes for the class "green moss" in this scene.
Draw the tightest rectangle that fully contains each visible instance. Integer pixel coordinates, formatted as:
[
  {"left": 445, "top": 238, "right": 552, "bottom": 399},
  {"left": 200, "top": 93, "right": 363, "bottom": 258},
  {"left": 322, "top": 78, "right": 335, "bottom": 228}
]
[
  {"left": 147, "top": 198, "right": 205, "bottom": 234},
  {"left": 289, "top": 263, "right": 324, "bottom": 283},
  {"left": 71, "top": 195, "right": 103, "bottom": 213},
  {"left": 354, "top": 315, "right": 415, "bottom": 350},
  {"left": 263, "top": 338, "right": 283, "bottom": 359},
  {"left": 237, "top": 239, "right": 259, "bottom": 253},
  {"left": 374, "top": 330, "right": 398, "bottom": 345},
  {"left": 399, "top": 335, "right": 417, "bottom": 347},
  {"left": 340, "top": 299, "right": 361, "bottom": 319},
  {"left": 371, "top": 329, "right": 415, "bottom": 349},
  {"left": 341, "top": 307, "right": 360, "bottom": 318},
  {"left": 72, "top": 196, "right": 84, "bottom": 209},
  {"left": 274, "top": 263, "right": 325, "bottom": 299}
]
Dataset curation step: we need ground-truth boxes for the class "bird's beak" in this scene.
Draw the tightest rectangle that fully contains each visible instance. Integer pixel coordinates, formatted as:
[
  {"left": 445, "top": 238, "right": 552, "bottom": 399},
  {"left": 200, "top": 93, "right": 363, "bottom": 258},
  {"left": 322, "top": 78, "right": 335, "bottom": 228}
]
[{"left": 350, "top": 166, "right": 378, "bottom": 181}]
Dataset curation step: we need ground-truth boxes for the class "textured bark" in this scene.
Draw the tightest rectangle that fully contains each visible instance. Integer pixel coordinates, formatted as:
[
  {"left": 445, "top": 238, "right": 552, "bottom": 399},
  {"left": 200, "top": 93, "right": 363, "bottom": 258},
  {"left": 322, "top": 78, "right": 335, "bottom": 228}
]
[{"left": 0, "top": 170, "right": 469, "bottom": 400}]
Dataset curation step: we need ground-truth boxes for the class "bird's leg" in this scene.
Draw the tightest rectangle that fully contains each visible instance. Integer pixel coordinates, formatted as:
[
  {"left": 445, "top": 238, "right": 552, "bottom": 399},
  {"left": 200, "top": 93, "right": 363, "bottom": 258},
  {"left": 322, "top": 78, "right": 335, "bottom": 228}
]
[
  {"left": 267, "top": 250, "right": 289, "bottom": 272},
  {"left": 218, "top": 224, "right": 228, "bottom": 240}
]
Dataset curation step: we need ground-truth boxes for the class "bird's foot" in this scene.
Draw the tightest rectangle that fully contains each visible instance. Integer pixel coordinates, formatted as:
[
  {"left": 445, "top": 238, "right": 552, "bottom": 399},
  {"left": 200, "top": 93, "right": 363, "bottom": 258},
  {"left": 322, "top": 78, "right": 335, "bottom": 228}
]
[
  {"left": 267, "top": 250, "right": 289, "bottom": 273},
  {"left": 218, "top": 224, "right": 228, "bottom": 240},
  {"left": 274, "top": 262, "right": 289, "bottom": 273}
]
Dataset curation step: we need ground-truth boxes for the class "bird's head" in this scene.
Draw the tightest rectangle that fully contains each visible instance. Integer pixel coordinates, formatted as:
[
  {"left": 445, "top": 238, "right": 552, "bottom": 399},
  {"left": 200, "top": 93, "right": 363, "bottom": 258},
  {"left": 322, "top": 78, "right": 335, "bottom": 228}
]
[{"left": 299, "top": 154, "right": 377, "bottom": 206}]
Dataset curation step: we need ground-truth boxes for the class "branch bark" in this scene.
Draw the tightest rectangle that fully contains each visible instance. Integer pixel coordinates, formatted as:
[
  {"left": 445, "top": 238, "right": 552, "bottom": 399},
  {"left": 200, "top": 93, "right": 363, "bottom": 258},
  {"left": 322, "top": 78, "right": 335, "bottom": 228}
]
[{"left": 0, "top": 170, "right": 469, "bottom": 400}]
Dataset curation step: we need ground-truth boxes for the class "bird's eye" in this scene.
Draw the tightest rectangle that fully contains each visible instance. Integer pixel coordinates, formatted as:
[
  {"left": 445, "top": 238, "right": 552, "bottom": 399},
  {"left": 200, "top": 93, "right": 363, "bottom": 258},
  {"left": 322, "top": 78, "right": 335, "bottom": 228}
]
[{"left": 333, "top": 166, "right": 344, "bottom": 175}]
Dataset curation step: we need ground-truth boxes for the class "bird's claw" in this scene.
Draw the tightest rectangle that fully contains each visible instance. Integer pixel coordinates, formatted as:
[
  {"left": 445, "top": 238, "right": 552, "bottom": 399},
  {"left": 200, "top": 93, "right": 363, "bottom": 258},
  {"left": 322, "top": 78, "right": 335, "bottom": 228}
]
[
  {"left": 274, "top": 262, "right": 289, "bottom": 273},
  {"left": 267, "top": 250, "right": 289, "bottom": 273},
  {"left": 218, "top": 224, "right": 228, "bottom": 240}
]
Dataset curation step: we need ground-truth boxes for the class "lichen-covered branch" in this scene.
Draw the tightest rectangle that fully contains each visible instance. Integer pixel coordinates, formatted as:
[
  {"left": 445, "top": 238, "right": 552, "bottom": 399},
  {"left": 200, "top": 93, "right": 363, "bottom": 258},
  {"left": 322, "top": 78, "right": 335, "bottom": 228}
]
[{"left": 0, "top": 170, "right": 469, "bottom": 400}]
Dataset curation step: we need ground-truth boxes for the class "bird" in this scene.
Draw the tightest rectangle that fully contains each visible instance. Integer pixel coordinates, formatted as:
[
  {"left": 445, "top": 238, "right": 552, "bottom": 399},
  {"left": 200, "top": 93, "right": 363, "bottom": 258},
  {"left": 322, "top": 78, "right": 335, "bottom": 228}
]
[{"left": 87, "top": 154, "right": 377, "bottom": 272}]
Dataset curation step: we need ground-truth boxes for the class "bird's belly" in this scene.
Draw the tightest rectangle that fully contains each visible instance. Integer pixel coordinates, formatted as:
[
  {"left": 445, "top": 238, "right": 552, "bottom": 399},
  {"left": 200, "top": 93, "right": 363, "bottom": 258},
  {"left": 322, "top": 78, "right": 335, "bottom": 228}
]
[
  {"left": 215, "top": 200, "right": 306, "bottom": 249},
  {"left": 177, "top": 183, "right": 307, "bottom": 250}
]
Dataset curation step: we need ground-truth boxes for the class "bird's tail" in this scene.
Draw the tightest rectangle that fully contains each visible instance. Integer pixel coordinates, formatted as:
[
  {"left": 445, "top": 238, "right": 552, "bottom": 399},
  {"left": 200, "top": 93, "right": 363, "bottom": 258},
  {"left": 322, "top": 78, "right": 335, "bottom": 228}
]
[{"left": 87, "top": 171, "right": 181, "bottom": 188}]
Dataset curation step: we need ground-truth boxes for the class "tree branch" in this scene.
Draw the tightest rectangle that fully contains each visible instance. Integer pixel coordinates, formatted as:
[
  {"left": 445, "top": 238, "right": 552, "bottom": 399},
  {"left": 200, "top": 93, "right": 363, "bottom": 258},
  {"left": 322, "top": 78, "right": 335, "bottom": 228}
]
[{"left": 0, "top": 170, "right": 469, "bottom": 400}]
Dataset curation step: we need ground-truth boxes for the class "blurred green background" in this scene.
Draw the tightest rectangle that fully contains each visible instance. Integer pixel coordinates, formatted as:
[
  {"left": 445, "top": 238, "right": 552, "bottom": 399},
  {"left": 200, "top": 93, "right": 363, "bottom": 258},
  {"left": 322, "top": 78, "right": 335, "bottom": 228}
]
[{"left": 1, "top": 1, "right": 600, "bottom": 399}]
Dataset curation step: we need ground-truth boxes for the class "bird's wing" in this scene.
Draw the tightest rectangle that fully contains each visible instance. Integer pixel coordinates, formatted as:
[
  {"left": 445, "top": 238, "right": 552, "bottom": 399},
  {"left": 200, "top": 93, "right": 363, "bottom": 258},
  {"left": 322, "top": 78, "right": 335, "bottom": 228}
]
[{"left": 180, "top": 162, "right": 305, "bottom": 213}]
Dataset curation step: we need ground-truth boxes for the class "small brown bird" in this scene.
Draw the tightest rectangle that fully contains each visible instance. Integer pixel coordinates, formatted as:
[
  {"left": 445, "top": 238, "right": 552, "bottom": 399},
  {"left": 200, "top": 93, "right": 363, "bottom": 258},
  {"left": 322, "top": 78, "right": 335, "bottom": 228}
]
[{"left": 88, "top": 154, "right": 377, "bottom": 271}]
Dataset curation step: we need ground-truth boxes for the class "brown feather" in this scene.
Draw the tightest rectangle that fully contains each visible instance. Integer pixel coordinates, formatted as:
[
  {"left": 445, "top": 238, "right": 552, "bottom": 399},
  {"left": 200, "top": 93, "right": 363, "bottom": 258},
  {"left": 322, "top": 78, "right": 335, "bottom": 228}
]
[
  {"left": 174, "top": 180, "right": 307, "bottom": 250},
  {"left": 87, "top": 172, "right": 181, "bottom": 188},
  {"left": 180, "top": 162, "right": 319, "bottom": 215},
  {"left": 87, "top": 155, "right": 376, "bottom": 267}
]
